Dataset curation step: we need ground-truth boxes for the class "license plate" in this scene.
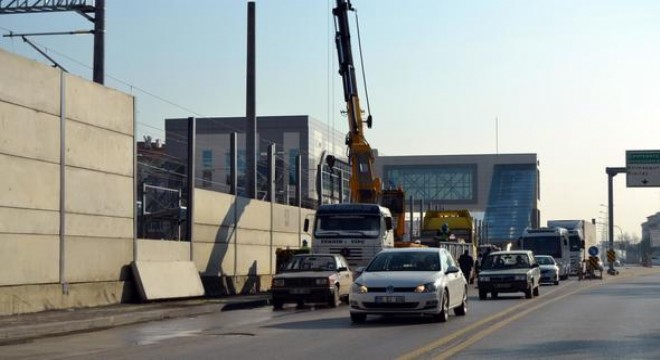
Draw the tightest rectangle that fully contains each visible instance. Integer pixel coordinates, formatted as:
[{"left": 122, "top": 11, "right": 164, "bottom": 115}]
[
  {"left": 290, "top": 289, "right": 310, "bottom": 294},
  {"left": 494, "top": 283, "right": 510, "bottom": 289},
  {"left": 375, "top": 296, "right": 404, "bottom": 304}
]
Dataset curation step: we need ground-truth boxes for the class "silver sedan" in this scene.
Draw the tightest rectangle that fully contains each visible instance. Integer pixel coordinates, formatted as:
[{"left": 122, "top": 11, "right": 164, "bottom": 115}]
[{"left": 349, "top": 247, "right": 468, "bottom": 323}]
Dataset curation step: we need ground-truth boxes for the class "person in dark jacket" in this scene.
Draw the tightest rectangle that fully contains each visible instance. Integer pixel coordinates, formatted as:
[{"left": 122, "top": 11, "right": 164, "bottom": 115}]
[{"left": 458, "top": 250, "right": 474, "bottom": 284}]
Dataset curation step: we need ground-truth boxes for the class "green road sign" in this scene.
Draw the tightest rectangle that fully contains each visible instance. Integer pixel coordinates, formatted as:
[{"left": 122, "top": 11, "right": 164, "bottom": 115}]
[{"left": 626, "top": 150, "right": 660, "bottom": 187}]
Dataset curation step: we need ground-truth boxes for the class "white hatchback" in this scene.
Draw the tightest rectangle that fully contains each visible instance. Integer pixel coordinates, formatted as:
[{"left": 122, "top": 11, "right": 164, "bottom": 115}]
[{"left": 349, "top": 247, "right": 468, "bottom": 323}]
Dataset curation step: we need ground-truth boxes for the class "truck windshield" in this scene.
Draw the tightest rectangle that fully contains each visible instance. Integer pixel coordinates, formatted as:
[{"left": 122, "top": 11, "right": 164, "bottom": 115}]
[
  {"left": 314, "top": 215, "right": 380, "bottom": 238},
  {"left": 568, "top": 235, "right": 581, "bottom": 251},
  {"left": 520, "top": 236, "right": 561, "bottom": 259}
]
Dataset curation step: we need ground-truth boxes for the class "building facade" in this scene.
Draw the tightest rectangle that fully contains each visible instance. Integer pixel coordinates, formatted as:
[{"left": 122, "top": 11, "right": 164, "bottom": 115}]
[
  {"left": 165, "top": 115, "right": 349, "bottom": 207},
  {"left": 374, "top": 153, "right": 540, "bottom": 245}
]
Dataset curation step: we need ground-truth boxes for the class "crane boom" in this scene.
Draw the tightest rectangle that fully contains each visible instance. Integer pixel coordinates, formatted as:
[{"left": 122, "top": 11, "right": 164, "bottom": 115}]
[{"left": 333, "top": 0, "right": 381, "bottom": 204}]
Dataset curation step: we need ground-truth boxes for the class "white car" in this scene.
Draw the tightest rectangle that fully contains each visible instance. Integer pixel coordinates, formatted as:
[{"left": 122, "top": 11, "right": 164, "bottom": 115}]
[
  {"left": 535, "top": 255, "right": 560, "bottom": 285},
  {"left": 349, "top": 247, "right": 468, "bottom": 323}
]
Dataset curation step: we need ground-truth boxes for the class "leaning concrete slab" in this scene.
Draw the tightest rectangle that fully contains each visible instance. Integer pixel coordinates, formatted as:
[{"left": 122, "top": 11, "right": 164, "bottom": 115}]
[{"left": 131, "top": 261, "right": 205, "bottom": 301}]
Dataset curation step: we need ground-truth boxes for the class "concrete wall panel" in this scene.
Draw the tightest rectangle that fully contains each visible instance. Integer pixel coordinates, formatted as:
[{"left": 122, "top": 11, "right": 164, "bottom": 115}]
[
  {"left": 235, "top": 244, "right": 270, "bottom": 275},
  {"left": 66, "top": 120, "right": 133, "bottom": 176},
  {"left": 238, "top": 228, "right": 270, "bottom": 246},
  {"left": 194, "top": 223, "right": 235, "bottom": 245},
  {"left": 0, "top": 50, "right": 60, "bottom": 116},
  {"left": 136, "top": 239, "right": 190, "bottom": 262},
  {"left": 0, "top": 281, "right": 134, "bottom": 316},
  {"left": 193, "top": 241, "right": 235, "bottom": 276},
  {"left": 272, "top": 232, "right": 302, "bottom": 248},
  {"left": 132, "top": 261, "right": 204, "bottom": 300},
  {"left": 64, "top": 74, "right": 133, "bottom": 135},
  {"left": 194, "top": 189, "right": 235, "bottom": 226},
  {"left": 66, "top": 213, "right": 133, "bottom": 239},
  {"left": 0, "top": 102, "right": 59, "bottom": 163},
  {"left": 235, "top": 198, "right": 271, "bottom": 231},
  {"left": 271, "top": 203, "right": 298, "bottom": 233},
  {"left": 0, "top": 208, "right": 58, "bottom": 235},
  {"left": 64, "top": 237, "right": 132, "bottom": 283},
  {"left": 0, "top": 154, "right": 59, "bottom": 210},
  {"left": 65, "top": 167, "right": 132, "bottom": 217},
  {"left": 0, "top": 234, "right": 59, "bottom": 286}
]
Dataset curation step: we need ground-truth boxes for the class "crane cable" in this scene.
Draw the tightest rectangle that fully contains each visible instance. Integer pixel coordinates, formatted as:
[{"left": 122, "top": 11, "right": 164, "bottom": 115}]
[{"left": 354, "top": 9, "right": 373, "bottom": 128}]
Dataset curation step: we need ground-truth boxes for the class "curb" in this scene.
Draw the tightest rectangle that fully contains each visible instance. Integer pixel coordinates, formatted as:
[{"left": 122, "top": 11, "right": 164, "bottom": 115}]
[{"left": 0, "top": 297, "right": 270, "bottom": 345}]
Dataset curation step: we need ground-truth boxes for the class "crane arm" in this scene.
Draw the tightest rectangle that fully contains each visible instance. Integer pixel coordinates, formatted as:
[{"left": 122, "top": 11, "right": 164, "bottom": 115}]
[{"left": 333, "top": 0, "right": 381, "bottom": 204}]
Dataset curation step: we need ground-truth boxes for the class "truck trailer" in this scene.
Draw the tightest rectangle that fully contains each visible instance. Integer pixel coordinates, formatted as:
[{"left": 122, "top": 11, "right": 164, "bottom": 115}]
[{"left": 547, "top": 219, "right": 597, "bottom": 275}]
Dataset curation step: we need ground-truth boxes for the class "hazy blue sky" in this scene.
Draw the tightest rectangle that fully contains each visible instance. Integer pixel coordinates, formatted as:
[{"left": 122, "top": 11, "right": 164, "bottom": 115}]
[{"left": 2, "top": 0, "right": 659, "bottom": 240}]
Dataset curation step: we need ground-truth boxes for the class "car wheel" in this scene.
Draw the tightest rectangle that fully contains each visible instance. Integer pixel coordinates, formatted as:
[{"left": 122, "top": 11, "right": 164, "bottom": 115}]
[
  {"left": 479, "top": 289, "right": 487, "bottom": 300},
  {"left": 329, "top": 285, "right": 340, "bottom": 308},
  {"left": 433, "top": 289, "right": 449, "bottom": 323},
  {"left": 454, "top": 286, "right": 468, "bottom": 316},
  {"left": 272, "top": 299, "right": 283, "bottom": 310},
  {"left": 525, "top": 286, "right": 533, "bottom": 299},
  {"left": 533, "top": 285, "right": 540, "bottom": 297},
  {"left": 350, "top": 312, "right": 367, "bottom": 324}
]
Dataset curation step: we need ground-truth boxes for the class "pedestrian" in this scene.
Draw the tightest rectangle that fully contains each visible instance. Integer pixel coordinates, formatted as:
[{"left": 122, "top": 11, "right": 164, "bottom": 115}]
[{"left": 458, "top": 250, "right": 474, "bottom": 284}]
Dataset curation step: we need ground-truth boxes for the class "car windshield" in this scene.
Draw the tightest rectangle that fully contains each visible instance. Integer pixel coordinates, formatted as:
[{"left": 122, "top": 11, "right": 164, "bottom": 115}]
[
  {"left": 481, "top": 253, "right": 530, "bottom": 270},
  {"left": 365, "top": 251, "right": 440, "bottom": 272},
  {"left": 284, "top": 256, "right": 337, "bottom": 271},
  {"left": 535, "top": 256, "right": 555, "bottom": 265}
]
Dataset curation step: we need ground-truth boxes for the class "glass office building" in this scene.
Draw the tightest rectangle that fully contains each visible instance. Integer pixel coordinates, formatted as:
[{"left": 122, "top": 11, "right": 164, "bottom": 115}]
[{"left": 376, "top": 154, "right": 540, "bottom": 246}]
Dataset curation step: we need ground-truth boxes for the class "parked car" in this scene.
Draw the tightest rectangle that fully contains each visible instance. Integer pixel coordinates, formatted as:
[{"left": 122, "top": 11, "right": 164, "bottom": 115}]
[
  {"left": 535, "top": 255, "right": 560, "bottom": 285},
  {"left": 271, "top": 254, "right": 353, "bottom": 310},
  {"left": 348, "top": 247, "right": 468, "bottom": 324},
  {"left": 478, "top": 250, "right": 541, "bottom": 300}
]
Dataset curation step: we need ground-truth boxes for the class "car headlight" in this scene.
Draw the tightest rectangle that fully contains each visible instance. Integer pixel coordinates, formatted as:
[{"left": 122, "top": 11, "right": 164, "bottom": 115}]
[
  {"left": 351, "top": 282, "right": 368, "bottom": 294},
  {"left": 479, "top": 276, "right": 490, "bottom": 282},
  {"left": 272, "top": 279, "right": 285, "bottom": 287},
  {"left": 514, "top": 275, "right": 527, "bottom": 281},
  {"left": 414, "top": 282, "right": 437, "bottom": 293},
  {"left": 315, "top": 278, "right": 330, "bottom": 286}
]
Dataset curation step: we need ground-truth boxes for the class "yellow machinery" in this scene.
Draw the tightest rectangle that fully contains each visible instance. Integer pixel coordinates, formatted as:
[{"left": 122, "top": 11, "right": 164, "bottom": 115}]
[
  {"left": 331, "top": 0, "right": 414, "bottom": 247},
  {"left": 419, "top": 210, "right": 476, "bottom": 259}
]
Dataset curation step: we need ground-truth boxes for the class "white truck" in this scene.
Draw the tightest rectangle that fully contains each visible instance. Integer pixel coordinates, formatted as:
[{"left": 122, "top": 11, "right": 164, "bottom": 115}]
[
  {"left": 519, "top": 227, "right": 571, "bottom": 280},
  {"left": 305, "top": 203, "right": 394, "bottom": 269},
  {"left": 547, "top": 219, "right": 597, "bottom": 275}
]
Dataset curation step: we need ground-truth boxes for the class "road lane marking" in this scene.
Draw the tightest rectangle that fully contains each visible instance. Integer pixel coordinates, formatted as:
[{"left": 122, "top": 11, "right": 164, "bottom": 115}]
[
  {"left": 432, "top": 281, "right": 602, "bottom": 360},
  {"left": 396, "top": 284, "right": 568, "bottom": 360}
]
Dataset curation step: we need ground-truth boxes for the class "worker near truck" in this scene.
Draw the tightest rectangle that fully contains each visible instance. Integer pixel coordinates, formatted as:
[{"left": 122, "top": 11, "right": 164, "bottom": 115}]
[{"left": 458, "top": 250, "right": 475, "bottom": 284}]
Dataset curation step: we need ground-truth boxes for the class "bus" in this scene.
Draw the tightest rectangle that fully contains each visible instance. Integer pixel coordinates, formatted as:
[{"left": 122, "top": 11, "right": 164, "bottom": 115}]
[{"left": 519, "top": 227, "right": 571, "bottom": 280}]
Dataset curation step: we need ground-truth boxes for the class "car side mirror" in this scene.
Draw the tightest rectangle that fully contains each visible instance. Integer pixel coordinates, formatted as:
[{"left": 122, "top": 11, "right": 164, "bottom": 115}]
[
  {"left": 354, "top": 266, "right": 365, "bottom": 277},
  {"left": 446, "top": 265, "right": 460, "bottom": 274},
  {"left": 303, "top": 218, "right": 310, "bottom": 232}
]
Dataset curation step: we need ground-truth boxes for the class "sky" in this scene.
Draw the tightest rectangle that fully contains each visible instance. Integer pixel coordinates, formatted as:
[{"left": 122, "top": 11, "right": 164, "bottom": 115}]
[{"left": 2, "top": 0, "right": 659, "bottom": 240}]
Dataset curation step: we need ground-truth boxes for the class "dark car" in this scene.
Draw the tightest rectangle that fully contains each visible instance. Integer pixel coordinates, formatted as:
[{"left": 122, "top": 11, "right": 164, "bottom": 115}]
[
  {"left": 271, "top": 254, "right": 353, "bottom": 310},
  {"left": 477, "top": 250, "right": 541, "bottom": 300}
]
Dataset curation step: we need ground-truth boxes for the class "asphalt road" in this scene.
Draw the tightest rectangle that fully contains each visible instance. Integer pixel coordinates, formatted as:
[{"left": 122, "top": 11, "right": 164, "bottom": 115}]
[{"left": 2, "top": 269, "right": 659, "bottom": 360}]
